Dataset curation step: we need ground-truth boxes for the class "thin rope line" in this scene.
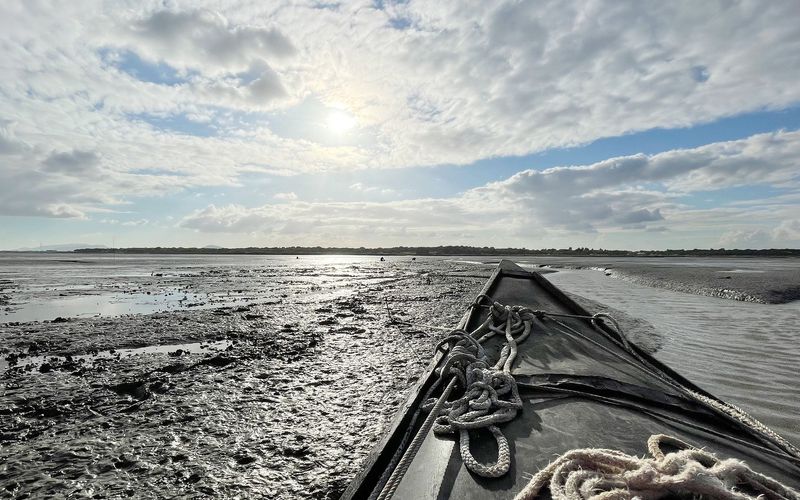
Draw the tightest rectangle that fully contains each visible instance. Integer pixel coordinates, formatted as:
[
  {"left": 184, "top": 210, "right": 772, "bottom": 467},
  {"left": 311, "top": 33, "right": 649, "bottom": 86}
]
[{"left": 375, "top": 377, "right": 457, "bottom": 500}]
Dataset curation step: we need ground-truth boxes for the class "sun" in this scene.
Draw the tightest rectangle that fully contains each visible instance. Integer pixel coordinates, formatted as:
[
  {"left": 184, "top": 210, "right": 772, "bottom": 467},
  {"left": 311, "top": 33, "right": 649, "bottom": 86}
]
[{"left": 326, "top": 108, "right": 357, "bottom": 134}]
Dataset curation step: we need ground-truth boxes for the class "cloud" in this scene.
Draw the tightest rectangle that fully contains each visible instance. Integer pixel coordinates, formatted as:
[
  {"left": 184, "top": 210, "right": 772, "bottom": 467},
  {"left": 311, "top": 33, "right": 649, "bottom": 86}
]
[
  {"left": 42, "top": 150, "right": 101, "bottom": 174},
  {"left": 311, "top": 0, "right": 800, "bottom": 167},
  {"left": 0, "top": 142, "right": 233, "bottom": 219},
  {"left": 273, "top": 191, "right": 297, "bottom": 200},
  {"left": 496, "top": 129, "right": 800, "bottom": 197},
  {"left": 179, "top": 197, "right": 495, "bottom": 243},
  {"left": 98, "top": 9, "right": 297, "bottom": 109},
  {"left": 485, "top": 129, "right": 800, "bottom": 231},
  {"left": 2, "top": 1, "right": 800, "bottom": 250},
  {"left": 349, "top": 182, "right": 396, "bottom": 196},
  {"left": 718, "top": 229, "right": 773, "bottom": 249},
  {"left": 3, "top": 0, "right": 800, "bottom": 180},
  {"left": 0, "top": 122, "right": 27, "bottom": 155},
  {"left": 199, "top": 62, "right": 288, "bottom": 106},
  {"left": 121, "top": 218, "right": 149, "bottom": 226},
  {"left": 723, "top": 219, "right": 800, "bottom": 248},
  {"left": 179, "top": 130, "right": 800, "bottom": 247},
  {"left": 124, "top": 9, "right": 296, "bottom": 74},
  {"left": 773, "top": 219, "right": 800, "bottom": 242},
  {"left": 614, "top": 208, "right": 664, "bottom": 225}
]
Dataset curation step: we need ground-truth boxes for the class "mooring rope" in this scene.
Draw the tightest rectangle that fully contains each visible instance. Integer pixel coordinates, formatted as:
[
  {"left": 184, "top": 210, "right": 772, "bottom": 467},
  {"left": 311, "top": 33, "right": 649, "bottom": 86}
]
[
  {"left": 514, "top": 434, "right": 800, "bottom": 500},
  {"left": 421, "top": 302, "right": 534, "bottom": 478},
  {"left": 429, "top": 304, "right": 531, "bottom": 478},
  {"left": 376, "top": 300, "right": 535, "bottom": 499}
]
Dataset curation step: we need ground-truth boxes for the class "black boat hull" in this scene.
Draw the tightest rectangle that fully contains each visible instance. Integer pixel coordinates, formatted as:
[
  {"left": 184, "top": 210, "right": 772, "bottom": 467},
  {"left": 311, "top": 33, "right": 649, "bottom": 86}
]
[{"left": 344, "top": 260, "right": 800, "bottom": 499}]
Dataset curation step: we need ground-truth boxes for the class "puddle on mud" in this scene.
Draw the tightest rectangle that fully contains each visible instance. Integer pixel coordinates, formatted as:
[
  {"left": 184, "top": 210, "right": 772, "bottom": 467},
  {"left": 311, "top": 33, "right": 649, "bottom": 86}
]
[
  {"left": 1, "top": 288, "right": 211, "bottom": 323},
  {"left": 1, "top": 340, "right": 232, "bottom": 372}
]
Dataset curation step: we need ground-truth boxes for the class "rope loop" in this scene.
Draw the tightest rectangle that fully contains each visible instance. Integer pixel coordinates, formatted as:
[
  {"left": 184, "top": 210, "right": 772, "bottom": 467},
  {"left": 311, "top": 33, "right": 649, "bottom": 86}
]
[
  {"left": 422, "top": 298, "right": 533, "bottom": 478},
  {"left": 513, "top": 434, "right": 800, "bottom": 500}
]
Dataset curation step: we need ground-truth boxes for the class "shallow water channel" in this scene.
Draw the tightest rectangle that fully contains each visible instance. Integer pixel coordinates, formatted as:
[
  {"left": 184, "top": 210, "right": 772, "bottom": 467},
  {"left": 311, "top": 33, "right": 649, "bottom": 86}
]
[{"left": 545, "top": 267, "right": 800, "bottom": 445}]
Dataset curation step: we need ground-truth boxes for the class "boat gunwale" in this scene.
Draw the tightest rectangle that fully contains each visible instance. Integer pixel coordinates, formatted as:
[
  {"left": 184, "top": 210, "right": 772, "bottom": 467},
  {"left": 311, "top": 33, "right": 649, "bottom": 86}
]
[
  {"left": 340, "top": 261, "right": 507, "bottom": 500},
  {"left": 341, "top": 259, "right": 798, "bottom": 499}
]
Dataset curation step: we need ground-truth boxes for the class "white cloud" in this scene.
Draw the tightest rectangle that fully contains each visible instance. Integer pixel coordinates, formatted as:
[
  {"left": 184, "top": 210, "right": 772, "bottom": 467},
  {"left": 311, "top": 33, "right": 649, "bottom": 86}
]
[
  {"left": 122, "top": 218, "right": 149, "bottom": 227},
  {"left": 773, "top": 219, "right": 800, "bottom": 242},
  {"left": 2, "top": 1, "right": 800, "bottom": 176},
  {"left": 2, "top": 0, "right": 800, "bottom": 249},
  {"left": 349, "top": 182, "right": 396, "bottom": 196},
  {"left": 179, "top": 197, "right": 497, "bottom": 246},
  {"left": 478, "top": 130, "right": 800, "bottom": 233},
  {"left": 721, "top": 219, "right": 800, "bottom": 248},
  {"left": 273, "top": 191, "right": 297, "bottom": 200},
  {"left": 718, "top": 229, "right": 773, "bottom": 249},
  {"left": 0, "top": 121, "right": 28, "bottom": 154},
  {"left": 123, "top": 9, "right": 296, "bottom": 75},
  {"left": 0, "top": 134, "right": 234, "bottom": 218},
  {"left": 179, "top": 130, "right": 800, "bottom": 247}
]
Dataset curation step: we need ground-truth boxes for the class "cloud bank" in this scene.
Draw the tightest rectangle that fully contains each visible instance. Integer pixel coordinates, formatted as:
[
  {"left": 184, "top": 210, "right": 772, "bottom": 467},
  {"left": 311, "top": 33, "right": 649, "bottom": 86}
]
[
  {"left": 180, "top": 130, "right": 800, "bottom": 248},
  {"left": 3, "top": 1, "right": 800, "bottom": 172},
  {"left": 1, "top": 1, "right": 800, "bottom": 248}
]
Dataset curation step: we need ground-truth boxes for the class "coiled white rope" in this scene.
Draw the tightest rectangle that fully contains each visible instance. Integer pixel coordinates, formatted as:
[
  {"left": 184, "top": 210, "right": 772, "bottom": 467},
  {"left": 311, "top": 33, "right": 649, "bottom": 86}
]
[
  {"left": 419, "top": 302, "right": 534, "bottom": 478},
  {"left": 376, "top": 300, "right": 536, "bottom": 500},
  {"left": 514, "top": 434, "right": 800, "bottom": 500}
]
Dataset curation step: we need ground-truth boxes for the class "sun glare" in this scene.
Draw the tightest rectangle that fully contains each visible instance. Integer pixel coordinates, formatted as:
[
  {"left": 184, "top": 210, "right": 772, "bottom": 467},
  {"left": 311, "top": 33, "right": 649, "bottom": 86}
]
[{"left": 326, "top": 109, "right": 357, "bottom": 133}]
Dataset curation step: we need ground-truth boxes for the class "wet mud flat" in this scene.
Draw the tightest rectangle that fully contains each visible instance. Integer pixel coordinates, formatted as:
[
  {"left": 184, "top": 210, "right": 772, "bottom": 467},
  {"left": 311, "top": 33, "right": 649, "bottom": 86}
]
[
  {"left": 607, "top": 264, "right": 800, "bottom": 304},
  {"left": 514, "top": 256, "right": 800, "bottom": 304},
  {"left": 4, "top": 254, "right": 792, "bottom": 498},
  {"left": 1, "top": 260, "right": 491, "bottom": 498}
]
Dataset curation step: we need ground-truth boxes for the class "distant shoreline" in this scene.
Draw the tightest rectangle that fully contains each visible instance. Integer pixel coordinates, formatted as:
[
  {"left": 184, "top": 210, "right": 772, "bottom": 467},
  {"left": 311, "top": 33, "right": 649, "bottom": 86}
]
[{"left": 32, "top": 246, "right": 800, "bottom": 257}]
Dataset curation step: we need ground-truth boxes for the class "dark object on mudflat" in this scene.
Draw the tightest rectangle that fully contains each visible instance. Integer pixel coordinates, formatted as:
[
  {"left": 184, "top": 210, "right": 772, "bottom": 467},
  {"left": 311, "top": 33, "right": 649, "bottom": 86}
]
[
  {"left": 343, "top": 260, "right": 800, "bottom": 499},
  {"left": 109, "top": 380, "right": 151, "bottom": 401},
  {"left": 198, "top": 354, "right": 236, "bottom": 367}
]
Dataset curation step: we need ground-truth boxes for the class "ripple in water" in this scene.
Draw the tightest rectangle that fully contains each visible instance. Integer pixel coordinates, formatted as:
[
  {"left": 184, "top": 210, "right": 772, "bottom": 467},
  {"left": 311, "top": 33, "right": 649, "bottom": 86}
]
[{"left": 546, "top": 268, "right": 800, "bottom": 445}]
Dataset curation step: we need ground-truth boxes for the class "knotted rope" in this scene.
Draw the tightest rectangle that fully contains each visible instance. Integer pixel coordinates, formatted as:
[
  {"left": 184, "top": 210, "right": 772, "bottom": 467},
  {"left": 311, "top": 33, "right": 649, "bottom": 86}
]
[
  {"left": 514, "top": 434, "right": 800, "bottom": 500},
  {"left": 381, "top": 298, "right": 662, "bottom": 486},
  {"left": 420, "top": 301, "right": 535, "bottom": 478}
]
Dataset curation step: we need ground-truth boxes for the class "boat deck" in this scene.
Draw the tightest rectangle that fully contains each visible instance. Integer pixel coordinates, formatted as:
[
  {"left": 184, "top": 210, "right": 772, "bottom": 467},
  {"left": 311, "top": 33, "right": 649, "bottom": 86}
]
[{"left": 345, "top": 261, "right": 800, "bottom": 499}]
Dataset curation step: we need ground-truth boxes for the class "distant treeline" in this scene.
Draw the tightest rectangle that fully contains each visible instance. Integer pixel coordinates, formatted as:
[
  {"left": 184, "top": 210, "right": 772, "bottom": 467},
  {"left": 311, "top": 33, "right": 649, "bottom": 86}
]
[{"left": 72, "top": 246, "right": 800, "bottom": 257}]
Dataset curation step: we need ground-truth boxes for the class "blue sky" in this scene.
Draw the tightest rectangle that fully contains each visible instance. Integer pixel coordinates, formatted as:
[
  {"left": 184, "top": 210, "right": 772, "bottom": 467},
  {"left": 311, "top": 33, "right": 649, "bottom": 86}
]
[{"left": 1, "top": 1, "right": 800, "bottom": 250}]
